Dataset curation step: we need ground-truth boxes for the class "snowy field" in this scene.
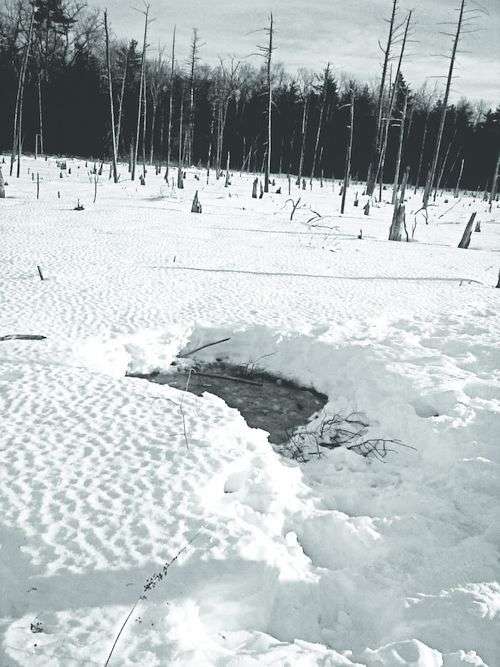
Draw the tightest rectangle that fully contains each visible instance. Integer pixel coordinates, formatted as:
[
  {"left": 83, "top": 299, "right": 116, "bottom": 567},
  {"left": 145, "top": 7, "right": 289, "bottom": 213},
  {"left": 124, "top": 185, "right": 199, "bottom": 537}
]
[{"left": 0, "top": 155, "right": 499, "bottom": 666}]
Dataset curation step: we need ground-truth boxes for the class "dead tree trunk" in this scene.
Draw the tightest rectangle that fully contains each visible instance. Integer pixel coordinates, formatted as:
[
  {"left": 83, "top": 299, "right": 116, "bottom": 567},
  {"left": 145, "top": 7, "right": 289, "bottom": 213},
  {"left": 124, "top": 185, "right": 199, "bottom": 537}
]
[
  {"left": 297, "top": 95, "right": 309, "bottom": 185},
  {"left": 262, "top": 13, "right": 274, "bottom": 193},
  {"left": 414, "top": 110, "right": 430, "bottom": 193},
  {"left": 104, "top": 11, "right": 118, "bottom": 184},
  {"left": 116, "top": 44, "right": 130, "bottom": 156},
  {"left": 177, "top": 88, "right": 184, "bottom": 188},
  {"left": 454, "top": 158, "right": 464, "bottom": 197},
  {"left": 11, "top": 5, "right": 35, "bottom": 178},
  {"left": 389, "top": 167, "right": 409, "bottom": 241},
  {"left": 37, "top": 72, "right": 44, "bottom": 156},
  {"left": 489, "top": 151, "right": 500, "bottom": 211},
  {"left": 423, "top": 0, "right": 466, "bottom": 209},
  {"left": 341, "top": 90, "right": 355, "bottom": 214},
  {"left": 310, "top": 63, "right": 330, "bottom": 186},
  {"left": 458, "top": 212, "right": 476, "bottom": 249},
  {"left": 132, "top": 5, "right": 149, "bottom": 181},
  {"left": 392, "top": 93, "right": 408, "bottom": 204},
  {"left": 366, "top": 0, "right": 398, "bottom": 196},
  {"left": 165, "top": 27, "right": 176, "bottom": 181},
  {"left": 185, "top": 29, "right": 201, "bottom": 167}
]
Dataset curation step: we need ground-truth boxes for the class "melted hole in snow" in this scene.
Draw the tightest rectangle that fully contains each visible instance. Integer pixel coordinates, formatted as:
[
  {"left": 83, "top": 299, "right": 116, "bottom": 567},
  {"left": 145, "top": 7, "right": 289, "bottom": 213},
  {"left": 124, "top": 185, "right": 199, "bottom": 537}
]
[{"left": 144, "top": 361, "right": 327, "bottom": 445}]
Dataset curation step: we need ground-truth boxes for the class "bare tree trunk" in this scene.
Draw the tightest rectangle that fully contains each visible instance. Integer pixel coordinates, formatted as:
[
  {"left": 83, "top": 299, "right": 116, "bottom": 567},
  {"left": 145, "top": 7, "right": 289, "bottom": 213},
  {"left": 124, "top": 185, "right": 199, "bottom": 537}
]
[
  {"left": 37, "top": 72, "right": 44, "bottom": 156},
  {"left": 177, "top": 88, "right": 184, "bottom": 188},
  {"left": 150, "top": 102, "right": 158, "bottom": 165},
  {"left": 297, "top": 95, "right": 308, "bottom": 184},
  {"left": 389, "top": 166, "right": 409, "bottom": 241},
  {"left": 132, "top": 5, "right": 149, "bottom": 181},
  {"left": 423, "top": 0, "right": 466, "bottom": 209},
  {"left": 454, "top": 157, "right": 464, "bottom": 197},
  {"left": 142, "top": 67, "right": 147, "bottom": 177},
  {"left": 165, "top": 26, "right": 176, "bottom": 181},
  {"left": 104, "top": 10, "right": 118, "bottom": 184},
  {"left": 116, "top": 45, "right": 130, "bottom": 157},
  {"left": 375, "top": 10, "right": 412, "bottom": 189},
  {"left": 263, "top": 13, "right": 274, "bottom": 193},
  {"left": 392, "top": 93, "right": 408, "bottom": 204},
  {"left": 366, "top": 0, "right": 398, "bottom": 196},
  {"left": 11, "top": 5, "right": 35, "bottom": 178},
  {"left": 341, "top": 90, "right": 355, "bottom": 214},
  {"left": 310, "top": 63, "right": 330, "bottom": 186},
  {"left": 185, "top": 29, "right": 200, "bottom": 167},
  {"left": 414, "top": 110, "right": 430, "bottom": 193}
]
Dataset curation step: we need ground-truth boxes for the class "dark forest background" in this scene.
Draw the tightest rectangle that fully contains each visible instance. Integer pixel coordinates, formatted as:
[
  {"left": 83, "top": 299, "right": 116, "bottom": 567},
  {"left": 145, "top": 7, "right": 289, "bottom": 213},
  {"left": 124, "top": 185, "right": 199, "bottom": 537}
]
[{"left": 1, "top": 0, "right": 499, "bottom": 189}]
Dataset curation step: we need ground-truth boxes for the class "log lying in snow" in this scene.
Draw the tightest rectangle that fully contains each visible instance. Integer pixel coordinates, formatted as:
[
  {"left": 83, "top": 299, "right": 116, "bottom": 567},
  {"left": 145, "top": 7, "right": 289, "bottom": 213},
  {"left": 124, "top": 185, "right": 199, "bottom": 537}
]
[{"left": 0, "top": 335, "right": 47, "bottom": 341}]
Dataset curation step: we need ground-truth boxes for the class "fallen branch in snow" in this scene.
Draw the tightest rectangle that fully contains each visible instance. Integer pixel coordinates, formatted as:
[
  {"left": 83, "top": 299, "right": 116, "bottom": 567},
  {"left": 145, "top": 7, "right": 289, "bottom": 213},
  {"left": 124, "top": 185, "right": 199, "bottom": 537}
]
[
  {"left": 0, "top": 334, "right": 47, "bottom": 341},
  {"left": 104, "top": 531, "right": 202, "bottom": 667},
  {"left": 284, "top": 411, "right": 415, "bottom": 462},
  {"left": 180, "top": 337, "right": 231, "bottom": 357},
  {"left": 193, "top": 370, "right": 263, "bottom": 386}
]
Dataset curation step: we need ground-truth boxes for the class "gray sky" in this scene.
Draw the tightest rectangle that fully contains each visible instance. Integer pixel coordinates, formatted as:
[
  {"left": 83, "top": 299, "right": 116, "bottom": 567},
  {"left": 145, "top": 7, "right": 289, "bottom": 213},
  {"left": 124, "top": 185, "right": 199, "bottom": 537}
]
[{"left": 92, "top": 0, "right": 500, "bottom": 106}]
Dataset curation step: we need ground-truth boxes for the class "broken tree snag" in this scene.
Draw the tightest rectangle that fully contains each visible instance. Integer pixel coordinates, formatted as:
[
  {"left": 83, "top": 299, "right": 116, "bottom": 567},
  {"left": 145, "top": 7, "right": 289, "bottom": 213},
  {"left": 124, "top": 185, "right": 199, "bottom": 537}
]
[
  {"left": 496, "top": 270, "right": 500, "bottom": 289},
  {"left": 458, "top": 212, "right": 477, "bottom": 249},
  {"left": 37, "top": 265, "right": 44, "bottom": 281},
  {"left": 177, "top": 168, "right": 184, "bottom": 189},
  {"left": 389, "top": 167, "right": 409, "bottom": 241},
  {"left": 191, "top": 190, "right": 202, "bottom": 213},
  {"left": 0, "top": 167, "right": 5, "bottom": 198}
]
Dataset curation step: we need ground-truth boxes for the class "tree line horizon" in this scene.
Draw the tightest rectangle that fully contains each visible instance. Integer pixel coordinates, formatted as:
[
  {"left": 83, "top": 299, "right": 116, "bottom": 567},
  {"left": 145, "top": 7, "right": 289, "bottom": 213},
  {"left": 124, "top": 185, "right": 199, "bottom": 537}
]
[{"left": 1, "top": 0, "right": 499, "bottom": 196}]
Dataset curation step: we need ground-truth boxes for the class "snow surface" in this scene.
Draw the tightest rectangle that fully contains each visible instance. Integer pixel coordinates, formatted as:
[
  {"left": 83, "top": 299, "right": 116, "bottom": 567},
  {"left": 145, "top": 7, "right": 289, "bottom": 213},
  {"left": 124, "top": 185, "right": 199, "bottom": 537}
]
[{"left": 0, "top": 156, "right": 499, "bottom": 666}]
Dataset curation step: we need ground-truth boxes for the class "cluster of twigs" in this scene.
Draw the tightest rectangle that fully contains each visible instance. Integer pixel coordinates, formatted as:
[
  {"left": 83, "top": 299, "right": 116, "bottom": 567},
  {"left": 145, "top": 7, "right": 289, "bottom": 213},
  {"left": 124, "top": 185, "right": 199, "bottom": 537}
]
[{"left": 284, "top": 411, "right": 414, "bottom": 462}]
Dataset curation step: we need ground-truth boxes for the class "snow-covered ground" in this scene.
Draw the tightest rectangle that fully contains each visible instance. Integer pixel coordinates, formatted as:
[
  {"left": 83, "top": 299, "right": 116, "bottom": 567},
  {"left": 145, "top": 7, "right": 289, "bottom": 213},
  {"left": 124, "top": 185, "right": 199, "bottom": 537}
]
[{"left": 0, "top": 155, "right": 499, "bottom": 666}]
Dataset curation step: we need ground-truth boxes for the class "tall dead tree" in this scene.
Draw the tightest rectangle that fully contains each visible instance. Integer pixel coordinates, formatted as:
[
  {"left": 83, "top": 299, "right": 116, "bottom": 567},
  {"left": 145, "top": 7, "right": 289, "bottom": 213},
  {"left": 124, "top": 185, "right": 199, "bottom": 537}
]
[
  {"left": 258, "top": 13, "right": 275, "bottom": 193},
  {"left": 376, "top": 9, "right": 412, "bottom": 195},
  {"left": 366, "top": 0, "right": 398, "bottom": 196},
  {"left": 11, "top": 4, "right": 35, "bottom": 178},
  {"left": 184, "top": 28, "right": 201, "bottom": 166},
  {"left": 392, "top": 92, "right": 408, "bottom": 204},
  {"left": 422, "top": 0, "right": 469, "bottom": 209},
  {"left": 340, "top": 89, "right": 355, "bottom": 214},
  {"left": 116, "top": 42, "right": 132, "bottom": 156},
  {"left": 132, "top": 4, "right": 150, "bottom": 181},
  {"left": 310, "top": 63, "right": 331, "bottom": 186},
  {"left": 165, "top": 26, "right": 176, "bottom": 180},
  {"left": 149, "top": 48, "right": 166, "bottom": 165},
  {"left": 104, "top": 11, "right": 118, "bottom": 183},
  {"left": 178, "top": 85, "right": 184, "bottom": 188},
  {"left": 296, "top": 69, "right": 313, "bottom": 185}
]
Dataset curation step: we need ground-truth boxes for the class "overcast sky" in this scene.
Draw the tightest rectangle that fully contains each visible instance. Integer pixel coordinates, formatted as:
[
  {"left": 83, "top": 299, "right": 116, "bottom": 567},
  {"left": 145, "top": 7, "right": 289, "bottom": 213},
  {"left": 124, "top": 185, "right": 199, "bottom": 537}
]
[{"left": 91, "top": 0, "right": 500, "bottom": 106}]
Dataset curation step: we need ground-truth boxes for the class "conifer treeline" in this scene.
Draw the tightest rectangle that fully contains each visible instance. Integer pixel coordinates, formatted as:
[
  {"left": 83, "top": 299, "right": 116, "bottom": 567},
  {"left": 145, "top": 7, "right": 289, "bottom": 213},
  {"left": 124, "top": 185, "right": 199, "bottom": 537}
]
[{"left": 1, "top": 0, "right": 499, "bottom": 189}]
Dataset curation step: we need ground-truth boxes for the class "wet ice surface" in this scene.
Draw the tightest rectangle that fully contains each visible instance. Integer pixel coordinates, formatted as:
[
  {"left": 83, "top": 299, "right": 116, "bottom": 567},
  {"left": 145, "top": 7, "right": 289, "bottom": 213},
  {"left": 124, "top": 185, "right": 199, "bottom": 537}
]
[{"left": 148, "top": 361, "right": 328, "bottom": 444}]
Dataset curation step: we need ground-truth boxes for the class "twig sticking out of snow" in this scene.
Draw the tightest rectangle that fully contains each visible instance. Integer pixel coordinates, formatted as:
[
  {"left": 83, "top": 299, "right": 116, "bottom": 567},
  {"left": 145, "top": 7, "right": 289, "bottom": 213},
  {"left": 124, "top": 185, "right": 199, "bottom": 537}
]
[{"left": 104, "top": 531, "right": 202, "bottom": 667}]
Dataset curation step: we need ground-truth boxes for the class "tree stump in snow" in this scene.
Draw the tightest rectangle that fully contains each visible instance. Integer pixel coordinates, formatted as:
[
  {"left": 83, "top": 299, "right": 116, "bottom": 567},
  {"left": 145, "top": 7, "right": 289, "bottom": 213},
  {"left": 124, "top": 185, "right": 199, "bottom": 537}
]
[
  {"left": 177, "top": 168, "right": 184, "bottom": 189},
  {"left": 458, "top": 212, "right": 476, "bottom": 249},
  {"left": 363, "top": 201, "right": 370, "bottom": 216},
  {"left": 496, "top": 269, "right": 500, "bottom": 289},
  {"left": 252, "top": 178, "right": 258, "bottom": 198},
  {"left": 0, "top": 167, "right": 5, "bottom": 198},
  {"left": 474, "top": 220, "right": 481, "bottom": 232},
  {"left": 191, "top": 190, "right": 202, "bottom": 213}
]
